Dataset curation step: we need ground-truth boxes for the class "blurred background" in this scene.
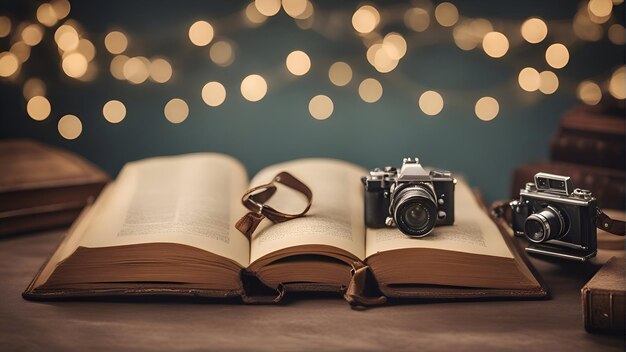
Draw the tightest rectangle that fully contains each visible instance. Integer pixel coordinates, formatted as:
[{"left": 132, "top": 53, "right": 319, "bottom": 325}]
[{"left": 0, "top": 0, "right": 624, "bottom": 203}]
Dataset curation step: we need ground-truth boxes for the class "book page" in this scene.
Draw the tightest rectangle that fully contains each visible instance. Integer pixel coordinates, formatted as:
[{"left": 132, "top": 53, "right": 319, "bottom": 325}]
[
  {"left": 249, "top": 159, "right": 366, "bottom": 263},
  {"left": 366, "top": 177, "right": 513, "bottom": 259},
  {"left": 74, "top": 153, "right": 251, "bottom": 267}
]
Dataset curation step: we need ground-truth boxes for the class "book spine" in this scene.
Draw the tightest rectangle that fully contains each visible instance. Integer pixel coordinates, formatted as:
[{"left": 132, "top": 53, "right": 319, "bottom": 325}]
[
  {"left": 561, "top": 110, "right": 625, "bottom": 136},
  {"left": 550, "top": 132, "right": 626, "bottom": 170},
  {"left": 582, "top": 287, "right": 626, "bottom": 334}
]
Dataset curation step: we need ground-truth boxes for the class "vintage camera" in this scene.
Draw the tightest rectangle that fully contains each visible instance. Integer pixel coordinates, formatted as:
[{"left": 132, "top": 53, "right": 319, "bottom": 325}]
[
  {"left": 510, "top": 172, "right": 599, "bottom": 261},
  {"left": 362, "top": 157, "right": 455, "bottom": 238}
]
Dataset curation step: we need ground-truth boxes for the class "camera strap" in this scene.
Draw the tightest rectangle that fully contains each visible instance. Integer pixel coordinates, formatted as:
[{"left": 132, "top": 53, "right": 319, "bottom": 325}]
[
  {"left": 235, "top": 172, "right": 312, "bottom": 239},
  {"left": 596, "top": 209, "right": 626, "bottom": 236}
]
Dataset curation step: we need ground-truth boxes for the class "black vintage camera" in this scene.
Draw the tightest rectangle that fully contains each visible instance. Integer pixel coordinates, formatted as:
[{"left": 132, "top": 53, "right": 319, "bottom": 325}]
[
  {"left": 510, "top": 172, "right": 602, "bottom": 261},
  {"left": 362, "top": 157, "right": 455, "bottom": 238}
]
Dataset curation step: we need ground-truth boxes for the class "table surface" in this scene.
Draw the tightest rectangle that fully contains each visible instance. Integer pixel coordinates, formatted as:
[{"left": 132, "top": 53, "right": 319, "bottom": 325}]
[{"left": 0, "top": 229, "right": 624, "bottom": 352}]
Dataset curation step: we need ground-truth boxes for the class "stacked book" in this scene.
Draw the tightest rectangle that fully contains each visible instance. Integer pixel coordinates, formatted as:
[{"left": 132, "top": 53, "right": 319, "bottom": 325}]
[
  {"left": 511, "top": 103, "right": 625, "bottom": 248},
  {"left": 0, "top": 139, "right": 109, "bottom": 236}
]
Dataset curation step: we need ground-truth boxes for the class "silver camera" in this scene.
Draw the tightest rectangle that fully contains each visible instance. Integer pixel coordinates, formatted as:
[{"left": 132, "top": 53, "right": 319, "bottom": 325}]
[
  {"left": 362, "top": 158, "right": 455, "bottom": 238},
  {"left": 510, "top": 172, "right": 599, "bottom": 261}
]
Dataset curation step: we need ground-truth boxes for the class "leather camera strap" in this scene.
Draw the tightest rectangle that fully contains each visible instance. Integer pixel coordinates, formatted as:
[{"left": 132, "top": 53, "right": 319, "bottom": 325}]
[
  {"left": 596, "top": 209, "right": 626, "bottom": 236},
  {"left": 235, "top": 172, "right": 312, "bottom": 239}
]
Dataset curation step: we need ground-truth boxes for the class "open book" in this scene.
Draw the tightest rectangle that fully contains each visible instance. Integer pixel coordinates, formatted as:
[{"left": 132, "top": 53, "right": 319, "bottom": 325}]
[{"left": 23, "top": 154, "right": 546, "bottom": 302}]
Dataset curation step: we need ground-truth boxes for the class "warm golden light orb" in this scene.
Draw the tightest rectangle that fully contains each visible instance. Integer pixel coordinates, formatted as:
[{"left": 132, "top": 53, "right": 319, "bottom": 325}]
[
  {"left": 58, "top": 115, "right": 82, "bottom": 140},
  {"left": 240, "top": 74, "right": 268, "bottom": 102},
  {"left": 26, "top": 96, "right": 51, "bottom": 121},
  {"left": 418, "top": 91, "right": 444, "bottom": 116},
  {"left": 308, "top": 95, "right": 334, "bottom": 120}
]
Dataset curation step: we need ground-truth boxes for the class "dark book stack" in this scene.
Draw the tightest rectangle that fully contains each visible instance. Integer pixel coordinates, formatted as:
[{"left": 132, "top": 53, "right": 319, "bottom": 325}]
[
  {"left": 0, "top": 139, "right": 109, "bottom": 236},
  {"left": 511, "top": 104, "right": 626, "bottom": 211}
]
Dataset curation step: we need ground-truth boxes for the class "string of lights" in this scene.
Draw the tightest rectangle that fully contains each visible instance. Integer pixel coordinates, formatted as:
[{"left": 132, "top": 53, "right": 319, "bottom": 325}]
[{"left": 0, "top": 0, "right": 624, "bottom": 140}]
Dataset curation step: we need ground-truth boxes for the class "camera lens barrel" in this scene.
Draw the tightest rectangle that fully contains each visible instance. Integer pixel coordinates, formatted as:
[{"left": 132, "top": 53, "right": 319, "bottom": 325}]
[
  {"left": 392, "top": 184, "right": 438, "bottom": 237},
  {"left": 524, "top": 206, "right": 566, "bottom": 243}
]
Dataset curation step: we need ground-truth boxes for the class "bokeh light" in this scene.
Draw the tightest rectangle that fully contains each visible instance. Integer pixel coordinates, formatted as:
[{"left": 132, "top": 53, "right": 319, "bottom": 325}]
[
  {"left": 0, "top": 16, "right": 11, "bottom": 38},
  {"left": 285, "top": 50, "right": 311, "bottom": 76},
  {"left": 149, "top": 58, "right": 172, "bottom": 83},
  {"left": 475, "top": 97, "right": 499, "bottom": 121},
  {"left": 110, "top": 55, "right": 129, "bottom": 80},
  {"left": 358, "top": 78, "right": 383, "bottom": 103},
  {"left": 123, "top": 57, "right": 150, "bottom": 84},
  {"left": 609, "top": 67, "right": 626, "bottom": 100},
  {"left": 608, "top": 24, "right": 625, "bottom": 45},
  {"left": 37, "top": 3, "right": 58, "bottom": 27},
  {"left": 352, "top": 5, "right": 380, "bottom": 34},
  {"left": 538, "top": 71, "right": 559, "bottom": 94},
  {"left": 202, "top": 81, "right": 227, "bottom": 107},
  {"left": 282, "top": 0, "right": 307, "bottom": 18},
  {"left": 164, "top": 98, "right": 189, "bottom": 123},
  {"left": 104, "top": 31, "right": 128, "bottom": 54},
  {"left": 51, "top": 0, "right": 71, "bottom": 20},
  {"left": 573, "top": 8, "right": 603, "bottom": 41},
  {"left": 372, "top": 44, "right": 399, "bottom": 73},
  {"left": 482, "top": 32, "right": 509, "bottom": 58},
  {"left": 23, "top": 78, "right": 46, "bottom": 99},
  {"left": 76, "top": 39, "right": 96, "bottom": 62},
  {"left": 404, "top": 8, "right": 429, "bottom": 32},
  {"left": 21, "top": 24, "right": 44, "bottom": 46},
  {"left": 577, "top": 81, "right": 602, "bottom": 105},
  {"left": 328, "top": 62, "right": 352, "bottom": 87},
  {"left": 308, "top": 95, "right": 333, "bottom": 120},
  {"left": 588, "top": 0, "right": 613, "bottom": 17},
  {"left": 62, "top": 52, "right": 88, "bottom": 78},
  {"left": 521, "top": 17, "right": 548, "bottom": 44},
  {"left": 418, "top": 91, "right": 444, "bottom": 116},
  {"left": 453, "top": 19, "right": 493, "bottom": 51},
  {"left": 188, "top": 21, "right": 214, "bottom": 46},
  {"left": 435, "top": 2, "right": 459, "bottom": 27},
  {"left": 240, "top": 74, "right": 268, "bottom": 102},
  {"left": 545, "top": 43, "right": 569, "bottom": 69},
  {"left": 26, "top": 96, "right": 51, "bottom": 121},
  {"left": 210, "top": 41, "right": 235, "bottom": 67},
  {"left": 103, "top": 100, "right": 126, "bottom": 123},
  {"left": 518, "top": 67, "right": 541, "bottom": 92},
  {"left": 245, "top": 3, "right": 268, "bottom": 26},
  {"left": 0, "top": 52, "right": 19, "bottom": 77},
  {"left": 382, "top": 32, "right": 407, "bottom": 60},
  {"left": 58, "top": 114, "right": 82, "bottom": 140},
  {"left": 9, "top": 42, "right": 29, "bottom": 63},
  {"left": 55, "top": 25, "right": 79, "bottom": 51},
  {"left": 255, "top": 0, "right": 281, "bottom": 16}
]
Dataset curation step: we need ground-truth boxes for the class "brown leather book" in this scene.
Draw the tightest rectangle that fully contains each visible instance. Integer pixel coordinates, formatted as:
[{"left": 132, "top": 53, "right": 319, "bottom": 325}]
[
  {"left": 22, "top": 154, "right": 546, "bottom": 304},
  {"left": 511, "top": 161, "right": 625, "bottom": 210},
  {"left": 550, "top": 131, "right": 625, "bottom": 170},
  {"left": 0, "top": 139, "right": 109, "bottom": 236},
  {"left": 582, "top": 257, "right": 626, "bottom": 334},
  {"left": 560, "top": 106, "right": 625, "bottom": 136}
]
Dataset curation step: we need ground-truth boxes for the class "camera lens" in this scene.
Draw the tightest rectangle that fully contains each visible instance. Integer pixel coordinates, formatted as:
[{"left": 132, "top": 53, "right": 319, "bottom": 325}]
[
  {"left": 392, "top": 184, "right": 437, "bottom": 237},
  {"left": 523, "top": 206, "right": 566, "bottom": 243}
]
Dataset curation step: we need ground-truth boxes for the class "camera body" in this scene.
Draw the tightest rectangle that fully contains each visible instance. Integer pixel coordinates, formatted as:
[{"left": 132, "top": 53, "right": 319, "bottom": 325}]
[
  {"left": 511, "top": 172, "right": 598, "bottom": 261},
  {"left": 362, "top": 157, "right": 455, "bottom": 238}
]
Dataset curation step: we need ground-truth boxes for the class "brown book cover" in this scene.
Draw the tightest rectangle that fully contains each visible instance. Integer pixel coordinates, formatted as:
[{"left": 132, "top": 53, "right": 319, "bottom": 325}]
[
  {"left": 550, "top": 132, "right": 625, "bottom": 170},
  {"left": 582, "top": 257, "right": 626, "bottom": 335},
  {"left": 0, "top": 139, "right": 109, "bottom": 236},
  {"left": 511, "top": 162, "right": 625, "bottom": 210},
  {"left": 560, "top": 105, "right": 625, "bottom": 136}
]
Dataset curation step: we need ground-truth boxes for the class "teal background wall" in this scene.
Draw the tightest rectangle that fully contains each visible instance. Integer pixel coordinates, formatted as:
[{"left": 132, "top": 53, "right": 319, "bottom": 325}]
[{"left": 1, "top": 1, "right": 624, "bottom": 203}]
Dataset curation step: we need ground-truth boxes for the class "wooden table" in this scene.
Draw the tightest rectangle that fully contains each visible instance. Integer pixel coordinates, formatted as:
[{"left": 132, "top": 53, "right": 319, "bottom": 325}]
[{"left": 0, "top": 229, "right": 623, "bottom": 351}]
